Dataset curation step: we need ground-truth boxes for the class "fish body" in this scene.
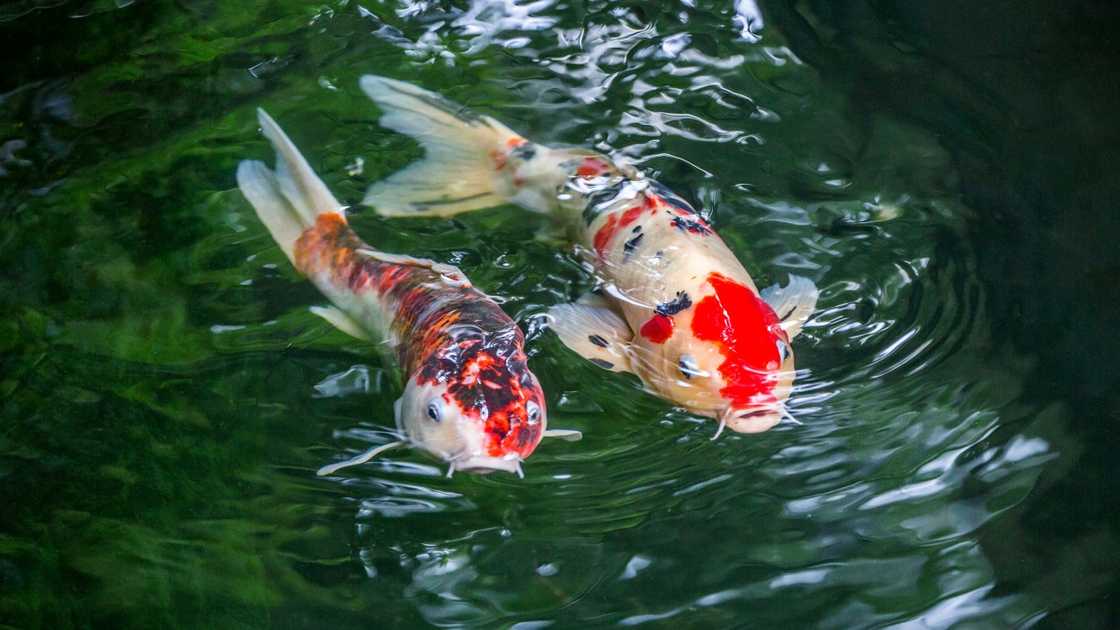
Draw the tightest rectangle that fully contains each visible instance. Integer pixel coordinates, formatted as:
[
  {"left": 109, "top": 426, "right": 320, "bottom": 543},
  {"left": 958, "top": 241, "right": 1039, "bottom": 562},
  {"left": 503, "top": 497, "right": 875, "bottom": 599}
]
[
  {"left": 237, "top": 109, "right": 568, "bottom": 476},
  {"left": 358, "top": 76, "right": 818, "bottom": 435},
  {"left": 294, "top": 212, "right": 543, "bottom": 465}
]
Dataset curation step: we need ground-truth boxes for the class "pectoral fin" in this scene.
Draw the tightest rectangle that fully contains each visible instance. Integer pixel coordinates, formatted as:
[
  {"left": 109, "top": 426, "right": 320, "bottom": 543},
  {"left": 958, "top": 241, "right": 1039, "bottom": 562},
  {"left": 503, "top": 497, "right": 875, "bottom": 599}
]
[
  {"left": 542, "top": 429, "right": 583, "bottom": 441},
  {"left": 546, "top": 295, "right": 635, "bottom": 373},
  {"left": 317, "top": 440, "right": 407, "bottom": 476},
  {"left": 761, "top": 275, "right": 818, "bottom": 339},
  {"left": 310, "top": 305, "right": 371, "bottom": 341}
]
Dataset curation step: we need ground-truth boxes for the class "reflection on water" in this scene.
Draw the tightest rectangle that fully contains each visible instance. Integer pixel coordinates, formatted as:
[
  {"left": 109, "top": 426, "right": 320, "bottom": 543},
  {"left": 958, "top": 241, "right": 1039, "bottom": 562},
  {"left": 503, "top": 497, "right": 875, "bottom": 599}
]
[{"left": 1, "top": 0, "right": 1114, "bottom": 627}]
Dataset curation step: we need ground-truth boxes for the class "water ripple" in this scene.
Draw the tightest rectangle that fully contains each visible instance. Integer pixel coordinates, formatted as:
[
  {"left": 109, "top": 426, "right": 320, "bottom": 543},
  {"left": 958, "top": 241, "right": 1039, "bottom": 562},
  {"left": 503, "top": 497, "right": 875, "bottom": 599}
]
[{"left": 0, "top": 0, "right": 1069, "bottom": 627}]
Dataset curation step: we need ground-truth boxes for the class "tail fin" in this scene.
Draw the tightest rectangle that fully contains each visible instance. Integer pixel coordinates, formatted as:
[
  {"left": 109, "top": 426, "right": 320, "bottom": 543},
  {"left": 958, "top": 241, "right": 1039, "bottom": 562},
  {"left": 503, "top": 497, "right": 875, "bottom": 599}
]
[
  {"left": 236, "top": 109, "right": 343, "bottom": 264},
  {"left": 359, "top": 75, "right": 520, "bottom": 217}
]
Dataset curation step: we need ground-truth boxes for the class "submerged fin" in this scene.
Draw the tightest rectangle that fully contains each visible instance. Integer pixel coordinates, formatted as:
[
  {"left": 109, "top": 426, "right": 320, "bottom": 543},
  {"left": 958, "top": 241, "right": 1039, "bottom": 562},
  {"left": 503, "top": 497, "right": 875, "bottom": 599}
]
[
  {"left": 359, "top": 75, "right": 519, "bottom": 217},
  {"left": 310, "top": 305, "right": 371, "bottom": 341},
  {"left": 542, "top": 429, "right": 583, "bottom": 441},
  {"left": 317, "top": 440, "right": 406, "bottom": 476},
  {"left": 236, "top": 160, "right": 303, "bottom": 265},
  {"left": 761, "top": 275, "right": 818, "bottom": 339},
  {"left": 546, "top": 295, "right": 635, "bottom": 373},
  {"left": 255, "top": 108, "right": 342, "bottom": 223},
  {"left": 355, "top": 248, "right": 471, "bottom": 288},
  {"left": 237, "top": 108, "right": 344, "bottom": 264}
]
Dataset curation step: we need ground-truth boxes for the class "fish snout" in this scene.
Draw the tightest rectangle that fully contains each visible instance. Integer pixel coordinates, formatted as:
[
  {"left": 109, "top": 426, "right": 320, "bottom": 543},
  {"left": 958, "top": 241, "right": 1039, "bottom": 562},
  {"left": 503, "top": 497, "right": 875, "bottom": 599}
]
[
  {"left": 722, "top": 406, "right": 782, "bottom": 434},
  {"left": 453, "top": 453, "right": 524, "bottom": 476}
]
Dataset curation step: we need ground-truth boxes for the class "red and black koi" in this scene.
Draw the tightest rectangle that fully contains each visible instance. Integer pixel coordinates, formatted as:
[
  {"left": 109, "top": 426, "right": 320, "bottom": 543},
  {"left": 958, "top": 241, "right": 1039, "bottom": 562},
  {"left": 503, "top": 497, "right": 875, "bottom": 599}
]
[{"left": 237, "top": 109, "right": 578, "bottom": 477}]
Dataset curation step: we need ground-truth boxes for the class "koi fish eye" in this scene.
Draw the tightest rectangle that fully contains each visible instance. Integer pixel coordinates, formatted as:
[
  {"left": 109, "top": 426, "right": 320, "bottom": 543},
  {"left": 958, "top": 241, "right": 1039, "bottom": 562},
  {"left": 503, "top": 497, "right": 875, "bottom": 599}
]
[
  {"left": 427, "top": 400, "right": 443, "bottom": 423},
  {"left": 678, "top": 355, "right": 703, "bottom": 380},
  {"left": 776, "top": 339, "right": 790, "bottom": 362},
  {"left": 526, "top": 400, "right": 541, "bottom": 425},
  {"left": 511, "top": 143, "right": 537, "bottom": 161}
]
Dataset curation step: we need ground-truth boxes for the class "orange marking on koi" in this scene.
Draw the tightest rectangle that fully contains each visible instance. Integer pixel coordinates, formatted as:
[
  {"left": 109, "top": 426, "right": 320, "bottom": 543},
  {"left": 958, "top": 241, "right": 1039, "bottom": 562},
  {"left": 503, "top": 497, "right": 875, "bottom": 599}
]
[{"left": 490, "top": 148, "right": 507, "bottom": 171}]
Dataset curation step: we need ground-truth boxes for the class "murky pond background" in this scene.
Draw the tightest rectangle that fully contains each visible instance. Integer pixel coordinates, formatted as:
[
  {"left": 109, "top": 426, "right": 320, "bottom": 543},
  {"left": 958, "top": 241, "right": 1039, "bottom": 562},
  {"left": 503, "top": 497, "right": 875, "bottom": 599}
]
[{"left": 2, "top": 1, "right": 1118, "bottom": 627}]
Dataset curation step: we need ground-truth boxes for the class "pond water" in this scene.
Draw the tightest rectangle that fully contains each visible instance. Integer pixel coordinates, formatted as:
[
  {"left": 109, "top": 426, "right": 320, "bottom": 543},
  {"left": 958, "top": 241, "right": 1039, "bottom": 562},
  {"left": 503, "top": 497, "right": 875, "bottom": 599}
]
[{"left": 2, "top": 1, "right": 1118, "bottom": 627}]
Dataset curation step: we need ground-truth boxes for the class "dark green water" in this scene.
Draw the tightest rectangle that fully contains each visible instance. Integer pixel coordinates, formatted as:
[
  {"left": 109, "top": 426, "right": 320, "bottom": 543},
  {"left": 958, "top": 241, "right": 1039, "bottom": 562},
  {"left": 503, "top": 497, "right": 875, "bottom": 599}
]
[{"left": 2, "top": 1, "right": 1118, "bottom": 627}]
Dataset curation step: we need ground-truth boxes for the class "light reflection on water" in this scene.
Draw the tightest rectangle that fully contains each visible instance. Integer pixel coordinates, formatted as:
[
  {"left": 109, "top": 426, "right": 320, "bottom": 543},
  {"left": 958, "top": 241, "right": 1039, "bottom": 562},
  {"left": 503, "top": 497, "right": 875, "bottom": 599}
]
[{"left": 0, "top": 0, "right": 1095, "bottom": 627}]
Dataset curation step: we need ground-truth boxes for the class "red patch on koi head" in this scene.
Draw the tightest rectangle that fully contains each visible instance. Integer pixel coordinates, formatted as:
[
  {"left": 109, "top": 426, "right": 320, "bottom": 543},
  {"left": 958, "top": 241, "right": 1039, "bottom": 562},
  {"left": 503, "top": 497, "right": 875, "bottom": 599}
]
[
  {"left": 690, "top": 273, "right": 785, "bottom": 409},
  {"left": 421, "top": 342, "right": 544, "bottom": 459},
  {"left": 577, "top": 157, "right": 610, "bottom": 178},
  {"left": 639, "top": 313, "right": 674, "bottom": 343}
]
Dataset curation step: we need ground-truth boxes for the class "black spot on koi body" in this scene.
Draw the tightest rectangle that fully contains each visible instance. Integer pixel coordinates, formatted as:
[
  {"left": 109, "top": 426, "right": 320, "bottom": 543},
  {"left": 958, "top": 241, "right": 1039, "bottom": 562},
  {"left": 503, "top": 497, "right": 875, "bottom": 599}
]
[
  {"left": 588, "top": 334, "right": 609, "bottom": 348},
  {"left": 671, "top": 215, "right": 712, "bottom": 236},
  {"left": 632, "top": 225, "right": 642, "bottom": 233},
  {"left": 581, "top": 179, "right": 626, "bottom": 225},
  {"left": 590, "top": 358, "right": 614, "bottom": 370},
  {"left": 656, "top": 291, "right": 693, "bottom": 316},
  {"left": 511, "top": 143, "right": 536, "bottom": 161},
  {"left": 623, "top": 232, "right": 644, "bottom": 257},
  {"left": 650, "top": 181, "right": 699, "bottom": 215}
]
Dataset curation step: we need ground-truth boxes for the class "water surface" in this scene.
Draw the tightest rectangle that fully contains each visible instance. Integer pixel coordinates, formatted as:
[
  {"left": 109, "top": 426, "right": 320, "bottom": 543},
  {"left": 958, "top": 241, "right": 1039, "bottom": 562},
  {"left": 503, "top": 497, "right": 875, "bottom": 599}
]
[{"left": 2, "top": 1, "right": 1118, "bottom": 627}]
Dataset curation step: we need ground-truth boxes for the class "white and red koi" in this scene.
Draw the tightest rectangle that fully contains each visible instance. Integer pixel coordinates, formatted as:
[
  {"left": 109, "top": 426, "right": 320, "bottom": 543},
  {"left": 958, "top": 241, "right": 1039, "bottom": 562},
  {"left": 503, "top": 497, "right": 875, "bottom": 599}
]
[
  {"left": 357, "top": 76, "right": 818, "bottom": 436},
  {"left": 236, "top": 109, "right": 579, "bottom": 477}
]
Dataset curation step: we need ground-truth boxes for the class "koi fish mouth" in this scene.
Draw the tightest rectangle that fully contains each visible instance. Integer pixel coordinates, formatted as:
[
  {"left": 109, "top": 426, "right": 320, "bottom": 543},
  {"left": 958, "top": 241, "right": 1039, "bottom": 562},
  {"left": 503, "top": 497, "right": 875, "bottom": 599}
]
[
  {"left": 447, "top": 452, "right": 524, "bottom": 477},
  {"left": 713, "top": 403, "right": 798, "bottom": 438},
  {"left": 726, "top": 408, "right": 782, "bottom": 434}
]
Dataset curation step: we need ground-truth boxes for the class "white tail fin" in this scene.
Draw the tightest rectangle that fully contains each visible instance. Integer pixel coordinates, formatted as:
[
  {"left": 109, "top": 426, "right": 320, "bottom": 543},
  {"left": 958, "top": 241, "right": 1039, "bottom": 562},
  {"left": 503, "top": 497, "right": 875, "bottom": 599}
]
[
  {"left": 359, "top": 75, "right": 520, "bottom": 217},
  {"left": 236, "top": 109, "right": 343, "bottom": 264}
]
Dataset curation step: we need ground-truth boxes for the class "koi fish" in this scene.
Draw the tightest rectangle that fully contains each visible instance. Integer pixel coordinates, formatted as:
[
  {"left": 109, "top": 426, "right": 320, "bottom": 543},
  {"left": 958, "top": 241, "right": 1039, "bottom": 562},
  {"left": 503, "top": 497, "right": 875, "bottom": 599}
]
[
  {"left": 356, "top": 76, "right": 818, "bottom": 436},
  {"left": 236, "top": 109, "right": 580, "bottom": 477}
]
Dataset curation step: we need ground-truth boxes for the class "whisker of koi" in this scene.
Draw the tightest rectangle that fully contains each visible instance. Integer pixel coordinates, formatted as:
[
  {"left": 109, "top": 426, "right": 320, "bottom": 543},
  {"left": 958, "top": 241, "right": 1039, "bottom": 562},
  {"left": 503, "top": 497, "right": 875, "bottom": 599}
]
[
  {"left": 317, "top": 439, "right": 407, "bottom": 476},
  {"left": 711, "top": 416, "right": 728, "bottom": 441},
  {"left": 779, "top": 404, "right": 802, "bottom": 426}
]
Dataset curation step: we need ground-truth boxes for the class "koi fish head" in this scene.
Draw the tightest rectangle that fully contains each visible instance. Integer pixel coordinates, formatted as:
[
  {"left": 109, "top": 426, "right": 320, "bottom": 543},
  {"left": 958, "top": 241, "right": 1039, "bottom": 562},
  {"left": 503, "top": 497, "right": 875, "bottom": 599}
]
[
  {"left": 492, "top": 142, "right": 641, "bottom": 215},
  {"left": 556, "top": 151, "right": 643, "bottom": 210},
  {"left": 638, "top": 273, "right": 795, "bottom": 433},
  {"left": 398, "top": 336, "right": 547, "bottom": 475}
]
